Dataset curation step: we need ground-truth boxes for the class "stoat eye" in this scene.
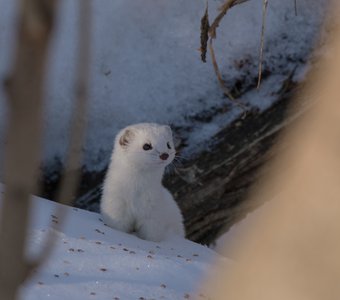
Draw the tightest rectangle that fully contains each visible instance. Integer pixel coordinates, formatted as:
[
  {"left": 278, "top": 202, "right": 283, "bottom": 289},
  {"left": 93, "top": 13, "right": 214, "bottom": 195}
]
[
  {"left": 143, "top": 143, "right": 152, "bottom": 151},
  {"left": 167, "top": 142, "right": 171, "bottom": 150}
]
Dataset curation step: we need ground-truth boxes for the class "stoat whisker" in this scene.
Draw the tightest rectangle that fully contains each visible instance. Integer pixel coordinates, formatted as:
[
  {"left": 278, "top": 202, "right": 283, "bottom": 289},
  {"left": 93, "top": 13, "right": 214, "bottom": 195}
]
[
  {"left": 165, "top": 162, "right": 178, "bottom": 175},
  {"left": 173, "top": 157, "right": 184, "bottom": 167},
  {"left": 174, "top": 156, "right": 187, "bottom": 166},
  {"left": 175, "top": 153, "right": 189, "bottom": 161}
]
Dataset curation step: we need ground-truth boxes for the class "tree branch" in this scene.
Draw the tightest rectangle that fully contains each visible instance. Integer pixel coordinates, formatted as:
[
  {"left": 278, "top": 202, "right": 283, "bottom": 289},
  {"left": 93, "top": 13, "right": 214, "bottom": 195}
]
[
  {"left": 0, "top": 0, "right": 58, "bottom": 298},
  {"left": 32, "top": 0, "right": 92, "bottom": 271}
]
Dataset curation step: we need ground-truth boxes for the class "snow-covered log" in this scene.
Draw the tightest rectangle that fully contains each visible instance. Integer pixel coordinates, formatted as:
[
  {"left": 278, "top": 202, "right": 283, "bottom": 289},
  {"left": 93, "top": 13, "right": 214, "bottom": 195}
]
[{"left": 166, "top": 79, "right": 300, "bottom": 244}]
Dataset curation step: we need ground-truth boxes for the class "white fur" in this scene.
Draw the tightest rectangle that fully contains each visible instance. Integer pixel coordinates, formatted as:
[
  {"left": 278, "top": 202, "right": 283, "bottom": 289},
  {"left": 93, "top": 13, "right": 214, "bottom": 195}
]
[{"left": 100, "top": 123, "right": 185, "bottom": 242}]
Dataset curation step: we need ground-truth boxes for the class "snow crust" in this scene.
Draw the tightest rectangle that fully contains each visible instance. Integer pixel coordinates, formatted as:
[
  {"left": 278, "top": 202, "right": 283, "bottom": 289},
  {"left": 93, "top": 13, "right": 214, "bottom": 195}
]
[
  {"left": 0, "top": 187, "right": 228, "bottom": 300},
  {"left": 0, "top": 0, "right": 327, "bottom": 172}
]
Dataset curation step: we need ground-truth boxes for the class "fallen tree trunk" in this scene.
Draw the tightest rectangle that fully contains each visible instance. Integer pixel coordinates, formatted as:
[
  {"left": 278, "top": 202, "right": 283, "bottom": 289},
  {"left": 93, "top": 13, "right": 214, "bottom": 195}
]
[{"left": 166, "top": 88, "right": 298, "bottom": 245}]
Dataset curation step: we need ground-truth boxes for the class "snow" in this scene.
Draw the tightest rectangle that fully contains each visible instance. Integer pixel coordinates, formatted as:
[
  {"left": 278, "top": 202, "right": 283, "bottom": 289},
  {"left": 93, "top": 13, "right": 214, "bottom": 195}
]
[
  {"left": 0, "top": 0, "right": 327, "bottom": 173},
  {"left": 0, "top": 187, "right": 229, "bottom": 299}
]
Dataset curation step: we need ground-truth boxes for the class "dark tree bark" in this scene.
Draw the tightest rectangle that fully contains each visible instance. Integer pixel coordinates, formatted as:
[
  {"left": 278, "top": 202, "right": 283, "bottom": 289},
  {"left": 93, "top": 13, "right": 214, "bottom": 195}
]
[
  {"left": 170, "top": 72, "right": 312, "bottom": 246},
  {"left": 165, "top": 88, "right": 298, "bottom": 245}
]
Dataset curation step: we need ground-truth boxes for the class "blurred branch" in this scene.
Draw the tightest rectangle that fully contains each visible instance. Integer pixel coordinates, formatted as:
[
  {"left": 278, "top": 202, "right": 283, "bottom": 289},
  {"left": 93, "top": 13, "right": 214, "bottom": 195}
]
[
  {"left": 0, "top": 0, "right": 58, "bottom": 299},
  {"left": 33, "top": 0, "right": 92, "bottom": 270},
  {"left": 0, "top": 0, "right": 91, "bottom": 297},
  {"left": 55, "top": 0, "right": 91, "bottom": 207}
]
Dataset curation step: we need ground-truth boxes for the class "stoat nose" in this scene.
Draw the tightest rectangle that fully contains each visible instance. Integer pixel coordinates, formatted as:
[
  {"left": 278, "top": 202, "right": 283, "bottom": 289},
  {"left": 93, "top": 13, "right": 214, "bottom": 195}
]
[{"left": 160, "top": 153, "right": 169, "bottom": 160}]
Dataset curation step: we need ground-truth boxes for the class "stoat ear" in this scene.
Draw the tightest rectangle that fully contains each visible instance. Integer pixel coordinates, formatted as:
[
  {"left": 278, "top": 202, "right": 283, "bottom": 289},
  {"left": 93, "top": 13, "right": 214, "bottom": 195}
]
[{"left": 119, "top": 129, "right": 134, "bottom": 148}]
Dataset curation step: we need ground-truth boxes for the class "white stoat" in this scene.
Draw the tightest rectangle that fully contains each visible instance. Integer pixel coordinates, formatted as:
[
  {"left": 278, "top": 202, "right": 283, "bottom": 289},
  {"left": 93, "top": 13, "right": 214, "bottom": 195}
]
[{"left": 100, "top": 123, "right": 185, "bottom": 242}]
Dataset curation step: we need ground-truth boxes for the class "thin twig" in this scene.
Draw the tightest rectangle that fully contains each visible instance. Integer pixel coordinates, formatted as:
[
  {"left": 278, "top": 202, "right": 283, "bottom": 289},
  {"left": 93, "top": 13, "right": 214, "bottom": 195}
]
[
  {"left": 209, "top": 0, "right": 251, "bottom": 39},
  {"left": 294, "top": 0, "right": 298, "bottom": 16},
  {"left": 257, "top": 0, "right": 269, "bottom": 89},
  {"left": 209, "top": 39, "right": 250, "bottom": 111},
  {"left": 203, "top": 0, "right": 251, "bottom": 100},
  {"left": 209, "top": 39, "right": 234, "bottom": 100}
]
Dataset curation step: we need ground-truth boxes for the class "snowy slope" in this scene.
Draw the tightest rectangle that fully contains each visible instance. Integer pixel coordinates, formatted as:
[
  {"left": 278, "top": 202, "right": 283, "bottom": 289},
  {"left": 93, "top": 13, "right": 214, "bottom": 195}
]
[
  {"left": 0, "top": 0, "right": 327, "bottom": 173},
  {"left": 0, "top": 188, "right": 228, "bottom": 299}
]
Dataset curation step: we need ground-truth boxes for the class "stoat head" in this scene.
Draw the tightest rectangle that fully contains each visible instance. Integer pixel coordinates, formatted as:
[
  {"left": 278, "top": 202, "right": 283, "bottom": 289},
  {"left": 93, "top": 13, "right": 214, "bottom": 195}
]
[{"left": 114, "top": 123, "right": 176, "bottom": 169}]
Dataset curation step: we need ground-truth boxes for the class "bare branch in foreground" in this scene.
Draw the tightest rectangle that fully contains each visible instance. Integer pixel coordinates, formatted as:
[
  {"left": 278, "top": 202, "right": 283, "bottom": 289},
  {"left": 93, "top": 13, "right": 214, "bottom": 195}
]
[
  {"left": 33, "top": 0, "right": 92, "bottom": 269},
  {"left": 0, "top": 0, "right": 58, "bottom": 299}
]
